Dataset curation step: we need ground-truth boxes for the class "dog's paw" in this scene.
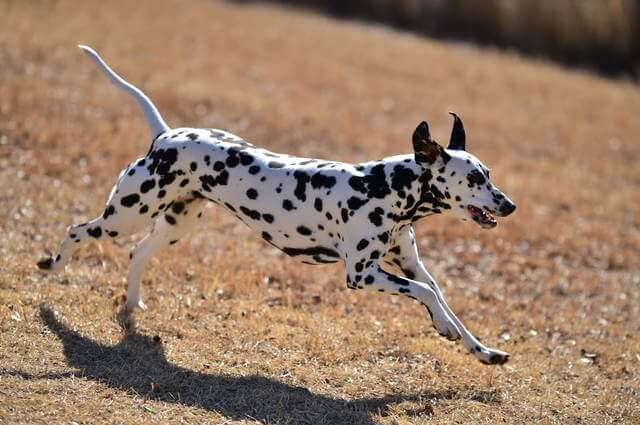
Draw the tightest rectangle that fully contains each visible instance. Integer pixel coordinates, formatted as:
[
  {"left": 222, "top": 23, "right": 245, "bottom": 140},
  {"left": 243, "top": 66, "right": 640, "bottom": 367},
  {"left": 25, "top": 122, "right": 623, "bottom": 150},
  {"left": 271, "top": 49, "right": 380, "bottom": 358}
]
[
  {"left": 115, "top": 306, "right": 136, "bottom": 332},
  {"left": 474, "top": 346, "right": 510, "bottom": 365},
  {"left": 37, "top": 255, "right": 63, "bottom": 273},
  {"left": 37, "top": 257, "right": 54, "bottom": 270},
  {"left": 126, "top": 298, "right": 147, "bottom": 312}
]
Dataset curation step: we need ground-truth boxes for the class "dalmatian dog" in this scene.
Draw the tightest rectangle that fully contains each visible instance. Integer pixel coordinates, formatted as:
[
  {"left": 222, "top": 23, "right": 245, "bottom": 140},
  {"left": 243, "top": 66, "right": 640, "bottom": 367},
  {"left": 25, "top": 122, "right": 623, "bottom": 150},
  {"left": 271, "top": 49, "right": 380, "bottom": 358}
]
[{"left": 38, "top": 45, "right": 516, "bottom": 364}]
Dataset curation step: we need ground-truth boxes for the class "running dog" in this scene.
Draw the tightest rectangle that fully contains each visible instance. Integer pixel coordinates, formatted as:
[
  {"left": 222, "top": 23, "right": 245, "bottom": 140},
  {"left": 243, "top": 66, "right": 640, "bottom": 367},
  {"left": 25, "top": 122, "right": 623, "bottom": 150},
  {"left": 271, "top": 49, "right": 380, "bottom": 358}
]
[{"left": 38, "top": 46, "right": 516, "bottom": 364}]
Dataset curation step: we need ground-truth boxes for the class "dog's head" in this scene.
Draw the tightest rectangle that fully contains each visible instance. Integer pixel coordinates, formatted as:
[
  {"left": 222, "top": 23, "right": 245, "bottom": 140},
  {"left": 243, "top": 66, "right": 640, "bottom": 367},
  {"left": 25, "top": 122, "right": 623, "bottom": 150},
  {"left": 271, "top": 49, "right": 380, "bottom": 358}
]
[{"left": 412, "top": 113, "right": 516, "bottom": 229}]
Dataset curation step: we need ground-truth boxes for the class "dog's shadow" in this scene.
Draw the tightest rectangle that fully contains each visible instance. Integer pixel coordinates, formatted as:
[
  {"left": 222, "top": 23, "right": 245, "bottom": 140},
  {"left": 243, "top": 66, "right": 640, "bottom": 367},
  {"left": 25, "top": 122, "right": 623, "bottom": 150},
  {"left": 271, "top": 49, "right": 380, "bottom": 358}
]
[{"left": 16, "top": 305, "right": 491, "bottom": 423}]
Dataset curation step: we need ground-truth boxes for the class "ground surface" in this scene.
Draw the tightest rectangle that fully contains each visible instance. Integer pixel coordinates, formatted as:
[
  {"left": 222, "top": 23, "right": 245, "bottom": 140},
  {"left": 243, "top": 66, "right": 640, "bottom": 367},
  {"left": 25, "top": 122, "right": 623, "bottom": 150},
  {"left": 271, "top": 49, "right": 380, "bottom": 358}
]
[{"left": 1, "top": 1, "right": 639, "bottom": 423}]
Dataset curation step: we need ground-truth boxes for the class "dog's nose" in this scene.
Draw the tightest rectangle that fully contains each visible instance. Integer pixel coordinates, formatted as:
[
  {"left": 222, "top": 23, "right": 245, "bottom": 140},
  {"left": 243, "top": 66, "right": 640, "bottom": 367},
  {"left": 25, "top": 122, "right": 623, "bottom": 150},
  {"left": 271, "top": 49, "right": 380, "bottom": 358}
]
[{"left": 499, "top": 201, "right": 516, "bottom": 216}]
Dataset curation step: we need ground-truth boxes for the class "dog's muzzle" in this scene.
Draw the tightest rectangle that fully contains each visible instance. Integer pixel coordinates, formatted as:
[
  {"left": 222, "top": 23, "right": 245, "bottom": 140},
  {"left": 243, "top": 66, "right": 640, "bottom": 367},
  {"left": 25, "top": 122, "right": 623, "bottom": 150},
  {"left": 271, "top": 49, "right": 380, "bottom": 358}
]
[{"left": 498, "top": 201, "right": 516, "bottom": 217}]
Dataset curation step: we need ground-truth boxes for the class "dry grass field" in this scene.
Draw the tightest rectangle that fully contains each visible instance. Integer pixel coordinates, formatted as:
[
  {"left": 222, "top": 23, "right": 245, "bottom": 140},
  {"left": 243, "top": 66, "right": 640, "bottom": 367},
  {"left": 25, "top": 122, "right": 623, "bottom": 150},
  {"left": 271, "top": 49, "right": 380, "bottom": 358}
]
[{"left": 1, "top": 0, "right": 639, "bottom": 423}]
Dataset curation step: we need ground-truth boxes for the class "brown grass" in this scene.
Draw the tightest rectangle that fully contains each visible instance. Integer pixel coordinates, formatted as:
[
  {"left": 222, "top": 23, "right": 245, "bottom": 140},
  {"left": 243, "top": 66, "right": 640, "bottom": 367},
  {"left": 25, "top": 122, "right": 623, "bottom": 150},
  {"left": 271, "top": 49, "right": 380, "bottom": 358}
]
[{"left": 1, "top": 0, "right": 639, "bottom": 423}]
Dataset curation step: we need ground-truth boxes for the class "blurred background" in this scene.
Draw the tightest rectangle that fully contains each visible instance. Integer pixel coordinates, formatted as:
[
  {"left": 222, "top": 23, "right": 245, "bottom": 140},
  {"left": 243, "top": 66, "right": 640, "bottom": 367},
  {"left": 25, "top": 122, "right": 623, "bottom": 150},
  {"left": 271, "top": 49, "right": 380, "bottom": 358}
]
[{"left": 238, "top": 0, "right": 640, "bottom": 78}]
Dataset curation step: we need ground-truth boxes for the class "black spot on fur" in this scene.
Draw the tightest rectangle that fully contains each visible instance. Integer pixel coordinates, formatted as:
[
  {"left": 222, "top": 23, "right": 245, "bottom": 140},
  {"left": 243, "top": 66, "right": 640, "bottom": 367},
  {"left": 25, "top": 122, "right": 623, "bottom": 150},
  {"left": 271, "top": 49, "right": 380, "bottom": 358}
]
[
  {"left": 139, "top": 205, "right": 149, "bottom": 214},
  {"left": 249, "top": 165, "right": 260, "bottom": 175},
  {"left": 348, "top": 164, "right": 390, "bottom": 199},
  {"left": 87, "top": 227, "right": 102, "bottom": 238},
  {"left": 262, "top": 213, "right": 274, "bottom": 223},
  {"left": 293, "top": 171, "right": 311, "bottom": 202},
  {"left": 341, "top": 208, "right": 349, "bottom": 223},
  {"left": 347, "top": 196, "right": 368, "bottom": 211},
  {"left": 385, "top": 271, "right": 409, "bottom": 286},
  {"left": 282, "top": 200, "right": 296, "bottom": 211},
  {"left": 310, "top": 173, "right": 336, "bottom": 189},
  {"left": 246, "top": 188, "right": 258, "bottom": 200},
  {"left": 158, "top": 172, "right": 176, "bottom": 188},
  {"left": 467, "top": 170, "right": 486, "bottom": 186},
  {"left": 165, "top": 215, "right": 176, "bottom": 225},
  {"left": 103, "top": 205, "right": 116, "bottom": 219},
  {"left": 391, "top": 165, "right": 418, "bottom": 193},
  {"left": 430, "top": 184, "right": 445, "bottom": 200},
  {"left": 200, "top": 170, "right": 229, "bottom": 192},
  {"left": 140, "top": 179, "right": 156, "bottom": 193},
  {"left": 297, "top": 225, "right": 312, "bottom": 236},
  {"left": 120, "top": 194, "right": 140, "bottom": 207},
  {"left": 171, "top": 202, "right": 185, "bottom": 214},
  {"left": 239, "top": 152, "right": 254, "bottom": 166},
  {"left": 282, "top": 246, "right": 340, "bottom": 259},
  {"left": 240, "top": 206, "right": 261, "bottom": 221},
  {"left": 261, "top": 231, "right": 272, "bottom": 241},
  {"left": 268, "top": 161, "right": 285, "bottom": 168},
  {"left": 356, "top": 239, "right": 369, "bottom": 251},
  {"left": 402, "top": 269, "right": 416, "bottom": 279},
  {"left": 368, "top": 207, "right": 384, "bottom": 226},
  {"left": 147, "top": 148, "right": 178, "bottom": 176},
  {"left": 314, "top": 198, "right": 323, "bottom": 212},
  {"left": 225, "top": 155, "right": 240, "bottom": 168}
]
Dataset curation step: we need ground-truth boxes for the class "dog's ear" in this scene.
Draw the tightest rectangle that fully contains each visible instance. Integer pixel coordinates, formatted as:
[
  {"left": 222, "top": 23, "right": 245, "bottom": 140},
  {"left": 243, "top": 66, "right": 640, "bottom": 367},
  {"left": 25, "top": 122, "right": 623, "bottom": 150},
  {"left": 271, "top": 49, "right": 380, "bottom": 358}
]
[
  {"left": 412, "top": 120, "right": 442, "bottom": 164},
  {"left": 448, "top": 112, "right": 466, "bottom": 151}
]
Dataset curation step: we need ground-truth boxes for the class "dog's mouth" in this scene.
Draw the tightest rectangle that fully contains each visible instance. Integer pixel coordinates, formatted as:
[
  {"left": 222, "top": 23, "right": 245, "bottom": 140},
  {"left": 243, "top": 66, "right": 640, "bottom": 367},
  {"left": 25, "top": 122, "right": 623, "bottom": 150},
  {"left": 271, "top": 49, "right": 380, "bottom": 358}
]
[{"left": 468, "top": 205, "right": 497, "bottom": 229}]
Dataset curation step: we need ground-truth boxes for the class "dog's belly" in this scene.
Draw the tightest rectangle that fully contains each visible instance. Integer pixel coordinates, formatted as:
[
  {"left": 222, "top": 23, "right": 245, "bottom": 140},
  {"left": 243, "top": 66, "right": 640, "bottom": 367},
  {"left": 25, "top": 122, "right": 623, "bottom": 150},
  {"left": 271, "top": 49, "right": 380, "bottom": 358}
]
[{"left": 211, "top": 174, "right": 345, "bottom": 265}]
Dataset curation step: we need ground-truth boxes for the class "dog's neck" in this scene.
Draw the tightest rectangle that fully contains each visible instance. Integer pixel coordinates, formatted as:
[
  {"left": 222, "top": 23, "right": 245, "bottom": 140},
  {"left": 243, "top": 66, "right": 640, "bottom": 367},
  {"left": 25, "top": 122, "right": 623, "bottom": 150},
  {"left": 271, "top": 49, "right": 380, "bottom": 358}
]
[{"left": 381, "top": 155, "right": 450, "bottom": 224}]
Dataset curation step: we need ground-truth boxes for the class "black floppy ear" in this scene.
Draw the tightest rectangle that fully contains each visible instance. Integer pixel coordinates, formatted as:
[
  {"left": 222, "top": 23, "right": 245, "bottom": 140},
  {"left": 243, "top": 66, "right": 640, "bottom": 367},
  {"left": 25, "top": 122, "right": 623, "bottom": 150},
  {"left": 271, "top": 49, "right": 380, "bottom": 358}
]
[
  {"left": 448, "top": 112, "right": 466, "bottom": 151},
  {"left": 412, "top": 120, "right": 442, "bottom": 164}
]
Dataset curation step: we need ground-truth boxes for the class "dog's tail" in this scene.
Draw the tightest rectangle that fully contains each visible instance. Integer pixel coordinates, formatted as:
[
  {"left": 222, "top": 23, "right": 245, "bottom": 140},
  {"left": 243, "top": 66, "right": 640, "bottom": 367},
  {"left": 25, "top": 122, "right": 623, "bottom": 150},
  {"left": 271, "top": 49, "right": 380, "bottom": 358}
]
[{"left": 78, "top": 45, "right": 169, "bottom": 139}]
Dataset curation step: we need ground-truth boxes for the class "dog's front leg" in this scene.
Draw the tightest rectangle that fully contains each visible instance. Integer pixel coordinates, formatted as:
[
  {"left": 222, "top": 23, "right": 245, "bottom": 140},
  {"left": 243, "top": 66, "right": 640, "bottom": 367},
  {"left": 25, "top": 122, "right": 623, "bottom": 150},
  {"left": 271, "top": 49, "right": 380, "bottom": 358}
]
[
  {"left": 345, "top": 256, "right": 461, "bottom": 341},
  {"left": 384, "top": 226, "right": 509, "bottom": 365}
]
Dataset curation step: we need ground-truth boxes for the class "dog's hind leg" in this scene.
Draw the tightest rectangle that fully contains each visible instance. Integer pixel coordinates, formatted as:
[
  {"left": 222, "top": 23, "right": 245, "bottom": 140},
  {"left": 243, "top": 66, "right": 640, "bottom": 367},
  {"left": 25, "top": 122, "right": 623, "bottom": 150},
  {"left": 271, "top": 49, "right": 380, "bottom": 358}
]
[
  {"left": 383, "top": 226, "right": 510, "bottom": 365},
  {"left": 125, "top": 195, "right": 207, "bottom": 311},
  {"left": 37, "top": 157, "right": 182, "bottom": 273}
]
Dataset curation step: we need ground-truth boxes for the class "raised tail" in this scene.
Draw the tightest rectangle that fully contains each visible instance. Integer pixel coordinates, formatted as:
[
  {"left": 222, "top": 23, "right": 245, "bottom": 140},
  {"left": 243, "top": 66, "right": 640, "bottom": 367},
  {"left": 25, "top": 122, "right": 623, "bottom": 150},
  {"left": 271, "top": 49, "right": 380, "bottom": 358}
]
[{"left": 78, "top": 45, "right": 169, "bottom": 139}]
